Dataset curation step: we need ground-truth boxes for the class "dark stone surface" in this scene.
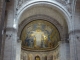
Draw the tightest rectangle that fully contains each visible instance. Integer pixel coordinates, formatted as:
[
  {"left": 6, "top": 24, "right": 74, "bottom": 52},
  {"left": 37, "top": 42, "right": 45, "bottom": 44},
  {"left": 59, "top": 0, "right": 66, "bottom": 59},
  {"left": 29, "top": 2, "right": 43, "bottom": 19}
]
[{"left": 0, "top": 0, "right": 6, "bottom": 59}]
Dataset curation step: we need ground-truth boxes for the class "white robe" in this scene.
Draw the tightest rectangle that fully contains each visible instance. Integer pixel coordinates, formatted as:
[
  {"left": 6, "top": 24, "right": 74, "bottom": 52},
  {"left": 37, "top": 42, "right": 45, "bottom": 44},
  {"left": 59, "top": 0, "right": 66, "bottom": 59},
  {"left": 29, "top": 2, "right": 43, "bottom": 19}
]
[{"left": 32, "top": 31, "right": 44, "bottom": 47}]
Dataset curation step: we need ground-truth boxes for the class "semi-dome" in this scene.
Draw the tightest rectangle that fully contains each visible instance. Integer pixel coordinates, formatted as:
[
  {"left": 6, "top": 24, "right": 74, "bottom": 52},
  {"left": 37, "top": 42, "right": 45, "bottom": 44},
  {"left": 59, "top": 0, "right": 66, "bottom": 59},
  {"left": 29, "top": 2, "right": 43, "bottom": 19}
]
[{"left": 21, "top": 20, "right": 60, "bottom": 51}]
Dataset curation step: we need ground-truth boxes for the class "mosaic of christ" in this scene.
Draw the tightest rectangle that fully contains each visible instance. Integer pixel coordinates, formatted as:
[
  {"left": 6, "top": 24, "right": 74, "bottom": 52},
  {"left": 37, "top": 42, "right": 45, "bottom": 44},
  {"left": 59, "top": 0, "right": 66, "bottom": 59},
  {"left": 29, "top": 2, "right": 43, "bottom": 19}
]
[{"left": 21, "top": 20, "right": 60, "bottom": 50}]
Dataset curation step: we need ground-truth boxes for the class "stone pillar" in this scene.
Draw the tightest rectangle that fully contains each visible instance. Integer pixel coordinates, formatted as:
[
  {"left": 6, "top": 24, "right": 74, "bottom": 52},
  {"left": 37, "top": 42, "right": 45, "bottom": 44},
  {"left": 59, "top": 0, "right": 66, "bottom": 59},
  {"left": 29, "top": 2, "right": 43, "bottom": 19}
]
[
  {"left": 16, "top": 40, "right": 22, "bottom": 60},
  {"left": 3, "top": 28, "right": 17, "bottom": 60},
  {"left": 69, "top": 33, "right": 78, "bottom": 60},
  {"left": 3, "top": 0, "right": 18, "bottom": 60},
  {"left": 59, "top": 41, "right": 70, "bottom": 60},
  {"left": 75, "top": 32, "right": 80, "bottom": 60},
  {"left": 0, "top": 0, "right": 6, "bottom": 60}
]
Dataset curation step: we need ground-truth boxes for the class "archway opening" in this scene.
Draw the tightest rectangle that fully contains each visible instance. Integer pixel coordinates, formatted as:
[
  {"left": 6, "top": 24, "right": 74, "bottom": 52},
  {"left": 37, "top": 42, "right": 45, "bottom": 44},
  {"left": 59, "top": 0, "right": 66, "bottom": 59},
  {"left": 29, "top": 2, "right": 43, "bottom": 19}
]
[
  {"left": 35, "top": 56, "right": 40, "bottom": 60},
  {"left": 17, "top": 1, "right": 70, "bottom": 60}
]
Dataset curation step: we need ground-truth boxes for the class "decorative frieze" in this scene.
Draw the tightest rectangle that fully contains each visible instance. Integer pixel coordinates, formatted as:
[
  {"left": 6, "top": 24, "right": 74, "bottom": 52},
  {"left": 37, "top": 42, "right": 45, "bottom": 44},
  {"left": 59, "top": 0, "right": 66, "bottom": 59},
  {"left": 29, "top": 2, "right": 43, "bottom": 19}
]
[{"left": 16, "top": 0, "right": 23, "bottom": 10}]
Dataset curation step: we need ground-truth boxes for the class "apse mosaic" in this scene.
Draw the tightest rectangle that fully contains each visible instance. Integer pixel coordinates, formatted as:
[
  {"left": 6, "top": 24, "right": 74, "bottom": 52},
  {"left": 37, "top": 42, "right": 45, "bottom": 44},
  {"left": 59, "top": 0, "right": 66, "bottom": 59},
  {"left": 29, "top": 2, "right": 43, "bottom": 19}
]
[{"left": 21, "top": 20, "right": 60, "bottom": 50}]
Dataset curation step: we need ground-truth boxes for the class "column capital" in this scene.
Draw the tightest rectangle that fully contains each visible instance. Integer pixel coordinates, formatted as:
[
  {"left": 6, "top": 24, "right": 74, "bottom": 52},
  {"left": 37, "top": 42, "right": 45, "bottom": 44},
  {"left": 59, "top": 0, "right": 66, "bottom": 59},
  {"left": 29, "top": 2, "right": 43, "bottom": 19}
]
[{"left": 5, "top": 27, "right": 18, "bottom": 32}]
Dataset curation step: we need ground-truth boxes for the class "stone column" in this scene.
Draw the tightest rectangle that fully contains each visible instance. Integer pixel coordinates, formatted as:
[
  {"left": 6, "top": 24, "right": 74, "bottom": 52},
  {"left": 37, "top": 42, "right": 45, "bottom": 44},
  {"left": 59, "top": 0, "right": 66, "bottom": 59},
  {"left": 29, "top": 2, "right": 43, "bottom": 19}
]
[
  {"left": 75, "top": 32, "right": 80, "bottom": 60},
  {"left": 3, "top": 28, "right": 17, "bottom": 60},
  {"left": 3, "top": 0, "right": 18, "bottom": 59},
  {"left": 59, "top": 41, "right": 70, "bottom": 60},
  {"left": 69, "top": 33, "right": 78, "bottom": 60},
  {"left": 0, "top": 0, "right": 6, "bottom": 60},
  {"left": 16, "top": 39, "right": 22, "bottom": 60}
]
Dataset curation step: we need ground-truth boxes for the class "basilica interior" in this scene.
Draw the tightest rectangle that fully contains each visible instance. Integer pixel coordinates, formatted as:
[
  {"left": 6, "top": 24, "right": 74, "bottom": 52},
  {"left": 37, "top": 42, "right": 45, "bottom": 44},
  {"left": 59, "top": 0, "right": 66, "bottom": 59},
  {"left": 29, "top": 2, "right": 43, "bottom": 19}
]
[{"left": 0, "top": 0, "right": 80, "bottom": 60}]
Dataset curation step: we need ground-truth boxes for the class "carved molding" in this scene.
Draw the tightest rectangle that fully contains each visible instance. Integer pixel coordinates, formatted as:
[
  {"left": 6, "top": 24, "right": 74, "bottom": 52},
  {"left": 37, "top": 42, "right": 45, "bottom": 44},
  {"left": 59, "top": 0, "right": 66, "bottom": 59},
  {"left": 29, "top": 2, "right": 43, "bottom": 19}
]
[
  {"left": 16, "top": 0, "right": 23, "bottom": 10},
  {"left": 16, "top": 0, "right": 72, "bottom": 14}
]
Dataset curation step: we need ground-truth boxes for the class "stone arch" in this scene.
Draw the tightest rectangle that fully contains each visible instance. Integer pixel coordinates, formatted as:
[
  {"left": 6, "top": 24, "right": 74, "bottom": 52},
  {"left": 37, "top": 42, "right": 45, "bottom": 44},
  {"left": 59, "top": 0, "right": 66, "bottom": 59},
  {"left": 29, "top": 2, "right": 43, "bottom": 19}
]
[
  {"left": 28, "top": 54, "right": 33, "bottom": 60},
  {"left": 16, "top": 0, "right": 73, "bottom": 42},
  {"left": 35, "top": 55, "right": 40, "bottom": 60},
  {"left": 16, "top": 1, "right": 71, "bottom": 60},
  {"left": 16, "top": 0, "right": 72, "bottom": 32}
]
